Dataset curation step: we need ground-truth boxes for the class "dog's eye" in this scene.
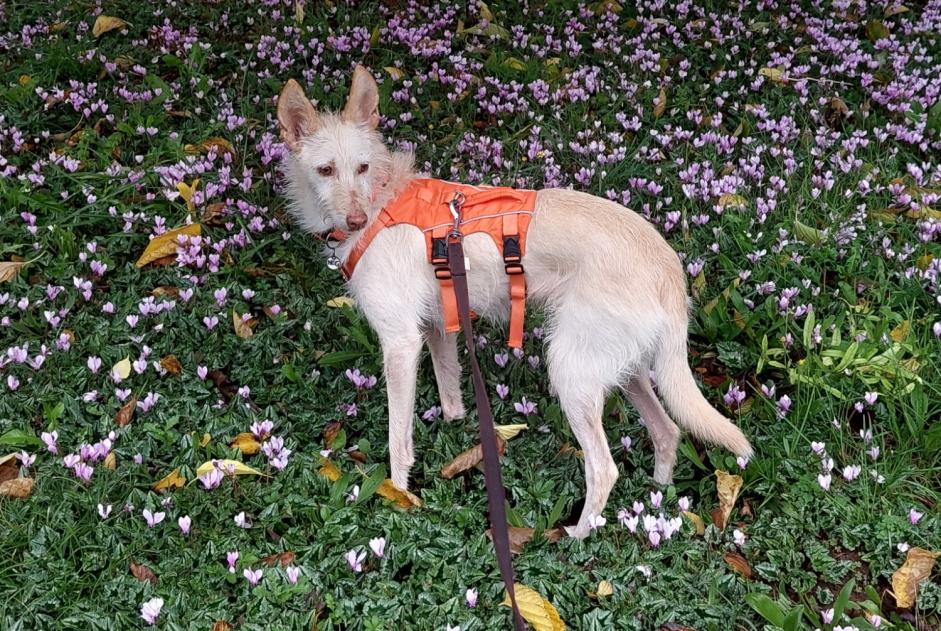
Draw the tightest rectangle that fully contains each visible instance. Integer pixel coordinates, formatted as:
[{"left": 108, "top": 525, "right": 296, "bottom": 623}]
[
  {"left": 317, "top": 165, "right": 334, "bottom": 177},
  {"left": 357, "top": 163, "right": 369, "bottom": 175}
]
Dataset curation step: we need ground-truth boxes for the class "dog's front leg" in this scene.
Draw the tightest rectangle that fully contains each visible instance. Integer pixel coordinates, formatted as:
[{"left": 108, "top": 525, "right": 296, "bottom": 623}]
[
  {"left": 426, "top": 330, "right": 465, "bottom": 420},
  {"left": 382, "top": 335, "right": 423, "bottom": 490}
]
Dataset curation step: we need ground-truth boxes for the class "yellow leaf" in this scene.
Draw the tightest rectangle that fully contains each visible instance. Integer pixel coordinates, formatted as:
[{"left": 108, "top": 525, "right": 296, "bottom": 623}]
[
  {"left": 195, "top": 459, "right": 265, "bottom": 478},
  {"left": 383, "top": 66, "right": 405, "bottom": 81},
  {"left": 0, "top": 477, "right": 34, "bottom": 499},
  {"left": 152, "top": 467, "right": 185, "bottom": 491},
  {"left": 494, "top": 424, "right": 528, "bottom": 440},
  {"left": 135, "top": 223, "right": 201, "bottom": 268},
  {"left": 711, "top": 469, "right": 743, "bottom": 530},
  {"left": 104, "top": 452, "right": 116, "bottom": 470},
  {"left": 892, "top": 547, "right": 939, "bottom": 609},
  {"left": 92, "top": 15, "right": 128, "bottom": 38},
  {"left": 176, "top": 178, "right": 200, "bottom": 213},
  {"left": 232, "top": 310, "right": 255, "bottom": 339},
  {"left": 200, "top": 432, "right": 211, "bottom": 448},
  {"left": 718, "top": 193, "right": 748, "bottom": 208},
  {"left": 369, "top": 25, "right": 381, "bottom": 47},
  {"left": 326, "top": 296, "right": 355, "bottom": 308},
  {"left": 318, "top": 457, "right": 342, "bottom": 482},
  {"left": 501, "top": 583, "right": 566, "bottom": 631},
  {"left": 184, "top": 139, "right": 234, "bottom": 157},
  {"left": 294, "top": 0, "right": 305, "bottom": 23},
  {"left": 682, "top": 511, "right": 706, "bottom": 535},
  {"left": 479, "top": 1, "right": 495, "bottom": 21},
  {"left": 595, "top": 580, "right": 613, "bottom": 597},
  {"left": 111, "top": 357, "right": 131, "bottom": 380},
  {"left": 885, "top": 5, "right": 909, "bottom": 17},
  {"left": 377, "top": 479, "right": 422, "bottom": 509},
  {"left": 230, "top": 432, "right": 261, "bottom": 455},
  {"left": 759, "top": 66, "right": 784, "bottom": 82},
  {"left": 890, "top": 320, "right": 910, "bottom": 343},
  {"left": 0, "top": 260, "right": 26, "bottom": 283},
  {"left": 794, "top": 219, "right": 826, "bottom": 245},
  {"left": 503, "top": 57, "right": 527, "bottom": 71},
  {"left": 653, "top": 86, "right": 667, "bottom": 119}
]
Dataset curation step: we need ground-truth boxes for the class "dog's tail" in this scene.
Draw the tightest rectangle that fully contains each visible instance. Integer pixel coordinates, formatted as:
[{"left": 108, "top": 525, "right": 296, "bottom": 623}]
[{"left": 653, "top": 301, "right": 753, "bottom": 458}]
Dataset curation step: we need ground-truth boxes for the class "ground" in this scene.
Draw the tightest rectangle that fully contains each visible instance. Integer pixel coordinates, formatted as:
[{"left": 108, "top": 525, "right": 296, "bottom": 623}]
[{"left": 0, "top": 1, "right": 939, "bottom": 630}]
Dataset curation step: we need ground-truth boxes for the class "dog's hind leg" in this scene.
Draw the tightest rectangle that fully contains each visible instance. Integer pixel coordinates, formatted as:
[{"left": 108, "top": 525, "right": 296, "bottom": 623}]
[
  {"left": 426, "top": 330, "right": 465, "bottom": 421},
  {"left": 622, "top": 375, "right": 680, "bottom": 485},
  {"left": 381, "top": 332, "right": 423, "bottom": 490}
]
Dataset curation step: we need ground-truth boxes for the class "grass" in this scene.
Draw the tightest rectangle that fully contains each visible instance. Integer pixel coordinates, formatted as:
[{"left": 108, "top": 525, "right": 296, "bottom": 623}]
[{"left": 0, "top": 1, "right": 939, "bottom": 629}]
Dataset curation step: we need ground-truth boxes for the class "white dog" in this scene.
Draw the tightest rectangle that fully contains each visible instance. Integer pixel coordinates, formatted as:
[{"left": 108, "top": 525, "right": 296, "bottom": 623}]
[{"left": 278, "top": 66, "right": 752, "bottom": 538}]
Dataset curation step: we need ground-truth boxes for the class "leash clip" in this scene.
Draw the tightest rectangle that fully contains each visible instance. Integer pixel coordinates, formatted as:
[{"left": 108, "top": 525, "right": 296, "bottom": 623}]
[
  {"left": 448, "top": 191, "right": 465, "bottom": 239},
  {"left": 325, "top": 235, "right": 343, "bottom": 271}
]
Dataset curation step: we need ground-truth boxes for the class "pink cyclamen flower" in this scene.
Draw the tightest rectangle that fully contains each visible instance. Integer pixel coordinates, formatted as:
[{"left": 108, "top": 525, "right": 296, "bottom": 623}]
[
  {"left": 197, "top": 365, "right": 208, "bottom": 380},
  {"left": 621, "top": 435, "right": 632, "bottom": 451},
  {"left": 140, "top": 597, "right": 163, "bottom": 625},
  {"left": 41, "top": 431, "right": 58, "bottom": 454},
  {"left": 87, "top": 356, "right": 102, "bottom": 373},
  {"left": 737, "top": 456, "right": 749, "bottom": 469},
  {"left": 143, "top": 509, "right": 165, "bottom": 528},
  {"left": 17, "top": 451, "right": 35, "bottom": 468},
  {"left": 648, "top": 531, "right": 661, "bottom": 547},
  {"left": 7, "top": 375, "right": 20, "bottom": 391},
  {"left": 811, "top": 441, "right": 825, "bottom": 456},
  {"left": 226, "top": 551, "right": 239, "bottom": 572},
  {"left": 234, "top": 511, "right": 251, "bottom": 529},
  {"left": 97, "top": 503, "right": 112, "bottom": 519},
  {"left": 286, "top": 566, "right": 300, "bottom": 584},
  {"left": 842, "top": 465, "right": 861, "bottom": 481},
  {"left": 588, "top": 513, "right": 606, "bottom": 530},
  {"left": 345, "top": 549, "right": 366, "bottom": 572},
  {"left": 817, "top": 474, "right": 832, "bottom": 491},
  {"left": 864, "top": 391, "right": 878, "bottom": 406},
  {"left": 909, "top": 508, "right": 923, "bottom": 525},
  {"left": 618, "top": 509, "right": 639, "bottom": 533},
  {"left": 514, "top": 397, "right": 537, "bottom": 416},
  {"left": 203, "top": 315, "right": 219, "bottom": 330},
  {"left": 821, "top": 608, "right": 834, "bottom": 624},
  {"left": 733, "top": 529, "right": 746, "bottom": 546},
  {"left": 243, "top": 567, "right": 263, "bottom": 586},
  {"left": 369, "top": 537, "right": 386, "bottom": 558},
  {"left": 199, "top": 468, "right": 224, "bottom": 489},
  {"left": 678, "top": 496, "right": 691, "bottom": 512},
  {"left": 466, "top": 587, "right": 478, "bottom": 608},
  {"left": 495, "top": 383, "right": 510, "bottom": 399},
  {"left": 178, "top": 515, "right": 192, "bottom": 535},
  {"left": 74, "top": 462, "right": 93, "bottom": 482},
  {"left": 650, "top": 491, "right": 663, "bottom": 508}
]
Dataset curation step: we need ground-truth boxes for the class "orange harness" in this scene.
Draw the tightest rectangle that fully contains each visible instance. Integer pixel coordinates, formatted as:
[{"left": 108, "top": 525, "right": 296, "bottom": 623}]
[{"left": 339, "top": 178, "right": 537, "bottom": 348}]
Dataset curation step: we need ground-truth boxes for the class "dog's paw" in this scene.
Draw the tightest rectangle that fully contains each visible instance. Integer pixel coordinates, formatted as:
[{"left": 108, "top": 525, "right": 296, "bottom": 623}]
[
  {"left": 563, "top": 524, "right": 590, "bottom": 540},
  {"left": 442, "top": 403, "right": 466, "bottom": 421}
]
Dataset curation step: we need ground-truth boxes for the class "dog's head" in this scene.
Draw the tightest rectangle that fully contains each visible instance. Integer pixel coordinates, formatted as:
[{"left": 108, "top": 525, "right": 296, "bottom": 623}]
[{"left": 278, "top": 66, "right": 391, "bottom": 234}]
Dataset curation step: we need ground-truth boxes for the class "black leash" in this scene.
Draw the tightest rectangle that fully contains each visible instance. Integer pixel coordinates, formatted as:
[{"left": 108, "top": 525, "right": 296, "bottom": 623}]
[{"left": 447, "top": 233, "right": 527, "bottom": 630}]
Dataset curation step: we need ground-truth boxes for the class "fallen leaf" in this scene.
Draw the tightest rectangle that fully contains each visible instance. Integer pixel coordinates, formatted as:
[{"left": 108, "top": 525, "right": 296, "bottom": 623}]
[
  {"left": 711, "top": 469, "right": 743, "bottom": 530},
  {"left": 485, "top": 526, "right": 563, "bottom": 554},
  {"left": 376, "top": 479, "right": 422, "bottom": 509},
  {"left": 230, "top": 432, "right": 261, "bottom": 455},
  {"left": 682, "top": 511, "right": 706, "bottom": 535},
  {"left": 494, "top": 424, "right": 528, "bottom": 440},
  {"left": 196, "top": 459, "right": 265, "bottom": 478},
  {"left": 885, "top": 5, "right": 909, "bottom": 17},
  {"left": 503, "top": 57, "right": 527, "bottom": 71},
  {"left": 758, "top": 66, "right": 784, "bottom": 82},
  {"left": 595, "top": 580, "right": 613, "bottom": 597},
  {"left": 892, "top": 547, "right": 939, "bottom": 609},
  {"left": 208, "top": 370, "right": 238, "bottom": 403},
  {"left": 211, "top": 622, "right": 233, "bottom": 631},
  {"left": 326, "top": 296, "right": 355, "bottom": 308},
  {"left": 135, "top": 223, "right": 201, "bottom": 268},
  {"left": 114, "top": 396, "right": 137, "bottom": 426},
  {"left": 658, "top": 624, "right": 699, "bottom": 631},
  {"left": 653, "top": 86, "right": 667, "bottom": 119},
  {"left": 383, "top": 66, "right": 405, "bottom": 81},
  {"left": 0, "top": 477, "right": 34, "bottom": 499},
  {"left": 323, "top": 422, "right": 344, "bottom": 449},
  {"left": 724, "top": 552, "right": 752, "bottom": 579},
  {"left": 184, "top": 137, "right": 235, "bottom": 157},
  {"left": 159, "top": 355, "right": 182, "bottom": 375},
  {"left": 261, "top": 551, "right": 295, "bottom": 567},
  {"left": 718, "top": 193, "right": 748, "bottom": 209},
  {"left": 233, "top": 310, "right": 255, "bottom": 339},
  {"left": 104, "top": 452, "right": 116, "bottom": 470},
  {"left": 794, "top": 219, "right": 826, "bottom": 245},
  {"left": 0, "top": 453, "right": 18, "bottom": 485},
  {"left": 440, "top": 438, "right": 506, "bottom": 479},
  {"left": 151, "top": 286, "right": 180, "bottom": 299},
  {"left": 890, "top": 320, "right": 910, "bottom": 343},
  {"left": 176, "top": 179, "right": 199, "bottom": 213},
  {"left": 199, "top": 432, "right": 211, "bottom": 448},
  {"left": 866, "top": 19, "right": 890, "bottom": 41},
  {"left": 0, "top": 261, "right": 25, "bottom": 283},
  {"left": 111, "top": 357, "right": 131, "bottom": 380},
  {"left": 92, "top": 15, "right": 127, "bottom": 37},
  {"left": 348, "top": 450, "right": 367, "bottom": 463},
  {"left": 318, "top": 457, "right": 342, "bottom": 482},
  {"left": 201, "top": 202, "right": 226, "bottom": 225},
  {"left": 152, "top": 467, "right": 186, "bottom": 491},
  {"left": 130, "top": 562, "right": 157, "bottom": 585},
  {"left": 501, "top": 583, "right": 566, "bottom": 631}
]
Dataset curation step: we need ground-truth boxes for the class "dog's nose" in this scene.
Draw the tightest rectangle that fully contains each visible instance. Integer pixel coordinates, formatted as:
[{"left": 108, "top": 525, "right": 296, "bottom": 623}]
[{"left": 346, "top": 213, "right": 367, "bottom": 231}]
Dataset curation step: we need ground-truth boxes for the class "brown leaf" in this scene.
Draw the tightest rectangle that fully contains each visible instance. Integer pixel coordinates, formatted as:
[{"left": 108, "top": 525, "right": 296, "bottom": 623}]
[
  {"left": 318, "top": 458, "right": 342, "bottom": 482},
  {"left": 0, "top": 260, "right": 26, "bottom": 283},
  {"left": 159, "top": 355, "right": 182, "bottom": 375},
  {"left": 376, "top": 479, "right": 422, "bottom": 509},
  {"left": 151, "top": 286, "right": 180, "bottom": 298},
  {"left": 323, "top": 422, "right": 344, "bottom": 448},
  {"left": 208, "top": 370, "right": 238, "bottom": 402},
  {"left": 0, "top": 454, "right": 18, "bottom": 485},
  {"left": 262, "top": 550, "right": 296, "bottom": 567},
  {"left": 230, "top": 432, "right": 261, "bottom": 455},
  {"left": 104, "top": 452, "right": 116, "bottom": 470},
  {"left": 682, "top": 511, "right": 705, "bottom": 536},
  {"left": 114, "top": 396, "right": 137, "bottom": 427},
  {"left": 212, "top": 622, "right": 233, "bottom": 631},
  {"left": 202, "top": 202, "right": 227, "bottom": 225},
  {"left": 892, "top": 547, "right": 940, "bottom": 609},
  {"left": 440, "top": 438, "right": 506, "bottom": 479},
  {"left": 653, "top": 86, "right": 667, "bottom": 119},
  {"left": 711, "top": 470, "right": 743, "bottom": 530},
  {"left": 348, "top": 450, "right": 367, "bottom": 463},
  {"left": 659, "top": 624, "right": 699, "bottom": 631},
  {"left": 184, "top": 137, "right": 236, "bottom": 158},
  {"left": 130, "top": 562, "right": 157, "bottom": 585},
  {"left": 0, "top": 477, "right": 34, "bottom": 499},
  {"left": 233, "top": 310, "right": 255, "bottom": 339},
  {"left": 724, "top": 552, "right": 752, "bottom": 579},
  {"left": 485, "top": 526, "right": 562, "bottom": 554},
  {"left": 152, "top": 467, "right": 186, "bottom": 491},
  {"left": 92, "top": 15, "right": 128, "bottom": 37}
]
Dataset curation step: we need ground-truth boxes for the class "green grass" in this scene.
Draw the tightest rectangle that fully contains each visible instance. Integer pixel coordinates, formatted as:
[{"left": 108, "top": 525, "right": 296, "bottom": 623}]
[{"left": 0, "top": 1, "right": 939, "bottom": 630}]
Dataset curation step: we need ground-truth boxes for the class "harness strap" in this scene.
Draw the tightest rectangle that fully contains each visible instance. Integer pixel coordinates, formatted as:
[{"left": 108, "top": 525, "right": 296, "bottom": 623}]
[
  {"left": 501, "top": 212, "right": 526, "bottom": 349},
  {"left": 431, "top": 225, "right": 461, "bottom": 334},
  {"left": 447, "top": 237, "right": 527, "bottom": 631}
]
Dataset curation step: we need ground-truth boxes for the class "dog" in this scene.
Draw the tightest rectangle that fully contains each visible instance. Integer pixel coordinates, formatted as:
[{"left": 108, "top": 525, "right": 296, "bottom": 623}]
[{"left": 277, "top": 66, "right": 752, "bottom": 539}]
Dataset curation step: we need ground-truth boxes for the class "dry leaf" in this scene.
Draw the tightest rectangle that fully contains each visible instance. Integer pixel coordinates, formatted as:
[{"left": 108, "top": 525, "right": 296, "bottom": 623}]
[
  {"left": 130, "top": 562, "right": 157, "bottom": 585},
  {"left": 195, "top": 459, "right": 265, "bottom": 478},
  {"left": 211, "top": 622, "right": 233, "bottom": 631},
  {"left": 232, "top": 310, "right": 254, "bottom": 339},
  {"left": 0, "top": 261, "right": 26, "bottom": 283},
  {"left": 682, "top": 511, "right": 706, "bottom": 536},
  {"left": 201, "top": 202, "right": 227, "bottom": 225},
  {"left": 112, "top": 357, "right": 131, "bottom": 380},
  {"left": 135, "top": 224, "right": 201, "bottom": 268},
  {"left": 92, "top": 15, "right": 127, "bottom": 37},
  {"left": 152, "top": 467, "right": 186, "bottom": 491},
  {"left": 440, "top": 438, "right": 506, "bottom": 479},
  {"left": 724, "top": 552, "right": 752, "bottom": 579},
  {"left": 711, "top": 469, "right": 743, "bottom": 530},
  {"left": 261, "top": 550, "right": 296, "bottom": 567},
  {"left": 176, "top": 179, "right": 199, "bottom": 214},
  {"left": 377, "top": 479, "right": 422, "bottom": 509},
  {"left": 485, "top": 526, "right": 563, "bottom": 555},
  {"left": 184, "top": 137, "right": 235, "bottom": 157},
  {"left": 892, "top": 547, "right": 939, "bottom": 609},
  {"left": 326, "top": 296, "right": 355, "bottom": 308},
  {"left": 115, "top": 396, "right": 137, "bottom": 426},
  {"left": 104, "top": 452, "right": 116, "bottom": 470},
  {"left": 890, "top": 320, "right": 910, "bottom": 343},
  {"left": 718, "top": 193, "right": 748, "bottom": 208},
  {"left": 885, "top": 5, "right": 909, "bottom": 17},
  {"left": 323, "top": 421, "right": 344, "bottom": 448},
  {"left": 383, "top": 66, "right": 405, "bottom": 81},
  {"left": 653, "top": 86, "right": 667, "bottom": 119},
  {"left": 595, "top": 580, "right": 613, "bottom": 597},
  {"left": 151, "top": 286, "right": 180, "bottom": 299},
  {"left": 199, "top": 432, "right": 211, "bottom": 448},
  {"left": 0, "top": 453, "right": 18, "bottom": 485},
  {"left": 494, "top": 424, "right": 528, "bottom": 440},
  {"left": 230, "top": 432, "right": 261, "bottom": 455},
  {"left": 758, "top": 66, "right": 784, "bottom": 82},
  {"left": 318, "top": 457, "right": 342, "bottom": 482},
  {"left": 659, "top": 624, "right": 699, "bottom": 631},
  {"left": 501, "top": 583, "right": 566, "bottom": 631},
  {"left": 158, "top": 355, "right": 182, "bottom": 375},
  {"left": 0, "top": 477, "right": 34, "bottom": 499}
]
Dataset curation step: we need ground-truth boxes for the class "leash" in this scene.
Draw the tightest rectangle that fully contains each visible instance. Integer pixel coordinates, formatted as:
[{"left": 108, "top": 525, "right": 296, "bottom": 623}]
[{"left": 446, "top": 193, "right": 527, "bottom": 631}]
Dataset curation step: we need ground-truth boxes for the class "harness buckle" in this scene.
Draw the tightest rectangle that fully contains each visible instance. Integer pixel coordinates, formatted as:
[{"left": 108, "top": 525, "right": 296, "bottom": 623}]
[
  {"left": 504, "top": 263, "right": 525, "bottom": 276},
  {"left": 434, "top": 266, "right": 452, "bottom": 280},
  {"left": 448, "top": 191, "right": 466, "bottom": 238}
]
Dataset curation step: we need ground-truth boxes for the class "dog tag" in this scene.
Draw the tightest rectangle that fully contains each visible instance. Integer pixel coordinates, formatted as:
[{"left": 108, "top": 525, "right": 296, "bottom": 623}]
[{"left": 326, "top": 255, "right": 341, "bottom": 271}]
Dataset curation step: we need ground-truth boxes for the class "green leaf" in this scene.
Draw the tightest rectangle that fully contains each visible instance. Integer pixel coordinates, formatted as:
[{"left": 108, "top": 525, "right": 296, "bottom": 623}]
[
  {"left": 745, "top": 593, "right": 787, "bottom": 627},
  {"left": 802, "top": 310, "right": 816, "bottom": 350},
  {"left": 794, "top": 219, "right": 826, "bottom": 245},
  {"left": 678, "top": 438, "right": 708, "bottom": 471},
  {"left": 318, "top": 350, "right": 368, "bottom": 366},
  {"left": 0, "top": 429, "right": 42, "bottom": 448},
  {"left": 505, "top": 504, "right": 525, "bottom": 528},
  {"left": 832, "top": 578, "right": 855, "bottom": 623},
  {"left": 782, "top": 606, "right": 804, "bottom": 631},
  {"left": 356, "top": 464, "right": 387, "bottom": 506},
  {"left": 546, "top": 496, "right": 567, "bottom": 528}
]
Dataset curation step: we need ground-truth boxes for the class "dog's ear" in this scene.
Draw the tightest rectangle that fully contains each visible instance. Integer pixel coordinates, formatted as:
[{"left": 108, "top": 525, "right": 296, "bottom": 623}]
[
  {"left": 341, "top": 65, "right": 380, "bottom": 129},
  {"left": 277, "top": 79, "right": 320, "bottom": 151}
]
